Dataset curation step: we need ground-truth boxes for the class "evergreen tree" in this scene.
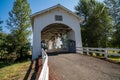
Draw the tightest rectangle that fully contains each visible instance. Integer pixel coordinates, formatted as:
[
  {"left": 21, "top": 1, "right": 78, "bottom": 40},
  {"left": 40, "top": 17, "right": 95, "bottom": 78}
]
[
  {"left": 0, "top": 19, "right": 8, "bottom": 60},
  {"left": 104, "top": 0, "right": 120, "bottom": 48},
  {"left": 75, "top": 0, "right": 112, "bottom": 47},
  {"left": 0, "top": 19, "right": 3, "bottom": 32},
  {"left": 6, "top": 0, "right": 31, "bottom": 60},
  {"left": 0, "top": 19, "right": 4, "bottom": 58}
]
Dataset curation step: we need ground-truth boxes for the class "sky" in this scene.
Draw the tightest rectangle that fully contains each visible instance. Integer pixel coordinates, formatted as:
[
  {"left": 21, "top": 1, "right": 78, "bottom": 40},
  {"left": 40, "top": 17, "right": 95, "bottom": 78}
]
[
  {"left": 0, "top": 0, "right": 79, "bottom": 33},
  {"left": 0, "top": 0, "right": 103, "bottom": 33}
]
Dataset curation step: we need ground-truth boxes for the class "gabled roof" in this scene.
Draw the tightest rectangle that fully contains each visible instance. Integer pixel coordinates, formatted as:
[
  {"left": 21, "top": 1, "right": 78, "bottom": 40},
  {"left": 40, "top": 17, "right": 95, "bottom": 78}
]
[{"left": 31, "top": 4, "right": 82, "bottom": 21}]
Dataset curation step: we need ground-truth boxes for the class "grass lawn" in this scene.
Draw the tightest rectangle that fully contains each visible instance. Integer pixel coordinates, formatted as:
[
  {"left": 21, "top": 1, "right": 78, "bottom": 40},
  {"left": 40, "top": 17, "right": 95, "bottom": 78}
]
[{"left": 0, "top": 60, "right": 31, "bottom": 80}]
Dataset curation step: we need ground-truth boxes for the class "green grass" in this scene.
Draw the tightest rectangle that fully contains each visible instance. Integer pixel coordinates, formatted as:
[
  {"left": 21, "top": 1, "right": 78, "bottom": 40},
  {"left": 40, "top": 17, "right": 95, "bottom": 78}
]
[
  {"left": 108, "top": 56, "right": 120, "bottom": 62},
  {"left": 108, "top": 58, "right": 120, "bottom": 62},
  {"left": 0, "top": 60, "right": 31, "bottom": 80},
  {"left": 84, "top": 52, "right": 120, "bottom": 62}
]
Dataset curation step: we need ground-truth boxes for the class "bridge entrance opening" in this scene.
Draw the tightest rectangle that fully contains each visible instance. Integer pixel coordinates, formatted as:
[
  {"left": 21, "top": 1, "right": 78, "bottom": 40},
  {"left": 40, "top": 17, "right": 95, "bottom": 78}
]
[{"left": 41, "top": 23, "right": 76, "bottom": 53}]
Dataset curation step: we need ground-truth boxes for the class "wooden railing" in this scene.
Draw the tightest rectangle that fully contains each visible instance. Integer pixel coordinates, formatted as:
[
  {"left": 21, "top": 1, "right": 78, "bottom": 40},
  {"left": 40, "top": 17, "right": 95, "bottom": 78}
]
[
  {"left": 82, "top": 47, "right": 120, "bottom": 59},
  {"left": 39, "top": 49, "right": 49, "bottom": 80}
]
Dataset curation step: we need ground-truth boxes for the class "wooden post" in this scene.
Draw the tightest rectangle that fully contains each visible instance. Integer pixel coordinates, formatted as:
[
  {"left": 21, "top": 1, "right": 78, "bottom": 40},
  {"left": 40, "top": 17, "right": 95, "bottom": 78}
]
[
  {"left": 87, "top": 48, "right": 89, "bottom": 55},
  {"left": 42, "top": 50, "right": 44, "bottom": 65},
  {"left": 42, "top": 49, "right": 45, "bottom": 65},
  {"left": 104, "top": 49, "right": 108, "bottom": 59}
]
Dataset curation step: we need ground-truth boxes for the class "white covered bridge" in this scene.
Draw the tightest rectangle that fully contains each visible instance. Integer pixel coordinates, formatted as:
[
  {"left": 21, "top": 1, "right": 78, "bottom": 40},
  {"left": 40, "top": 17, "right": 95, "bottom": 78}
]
[{"left": 31, "top": 4, "right": 83, "bottom": 60}]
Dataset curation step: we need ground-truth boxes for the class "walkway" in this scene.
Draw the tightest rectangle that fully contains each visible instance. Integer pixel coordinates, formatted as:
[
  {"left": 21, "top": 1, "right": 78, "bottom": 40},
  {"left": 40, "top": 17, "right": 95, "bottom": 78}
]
[{"left": 48, "top": 53, "right": 120, "bottom": 80}]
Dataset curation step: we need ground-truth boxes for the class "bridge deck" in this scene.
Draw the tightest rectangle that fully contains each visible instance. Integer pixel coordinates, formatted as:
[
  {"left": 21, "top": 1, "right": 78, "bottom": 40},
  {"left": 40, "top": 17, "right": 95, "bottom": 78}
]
[{"left": 48, "top": 53, "right": 120, "bottom": 80}]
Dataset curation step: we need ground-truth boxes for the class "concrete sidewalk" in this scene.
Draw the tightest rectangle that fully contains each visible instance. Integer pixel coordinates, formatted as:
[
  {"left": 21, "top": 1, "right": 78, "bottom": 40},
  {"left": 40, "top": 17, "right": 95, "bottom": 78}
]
[{"left": 49, "top": 53, "right": 120, "bottom": 80}]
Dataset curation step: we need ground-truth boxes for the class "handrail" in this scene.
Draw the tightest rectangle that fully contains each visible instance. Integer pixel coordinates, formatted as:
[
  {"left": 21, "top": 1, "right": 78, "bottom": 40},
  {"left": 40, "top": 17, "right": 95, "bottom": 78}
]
[
  {"left": 39, "top": 49, "right": 49, "bottom": 80},
  {"left": 78, "top": 47, "right": 120, "bottom": 59}
]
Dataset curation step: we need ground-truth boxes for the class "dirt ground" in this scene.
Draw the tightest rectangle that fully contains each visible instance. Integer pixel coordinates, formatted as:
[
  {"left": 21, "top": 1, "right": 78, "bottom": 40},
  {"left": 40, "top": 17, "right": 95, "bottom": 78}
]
[{"left": 48, "top": 53, "right": 120, "bottom": 80}]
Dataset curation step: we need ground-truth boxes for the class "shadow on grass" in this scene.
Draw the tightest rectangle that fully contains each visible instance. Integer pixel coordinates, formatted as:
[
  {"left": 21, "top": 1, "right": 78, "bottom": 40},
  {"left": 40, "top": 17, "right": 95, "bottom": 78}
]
[
  {"left": 0, "top": 55, "right": 32, "bottom": 68},
  {"left": 0, "top": 59, "right": 30, "bottom": 69},
  {"left": 23, "top": 61, "right": 32, "bottom": 80},
  {"left": 23, "top": 60, "right": 37, "bottom": 80},
  {"left": 0, "top": 62, "right": 14, "bottom": 68},
  {"left": 24, "top": 57, "right": 42, "bottom": 80}
]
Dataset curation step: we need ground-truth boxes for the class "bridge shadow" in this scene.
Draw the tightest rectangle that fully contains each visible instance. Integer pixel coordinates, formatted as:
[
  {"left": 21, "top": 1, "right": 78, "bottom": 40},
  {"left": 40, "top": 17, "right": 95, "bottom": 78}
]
[{"left": 47, "top": 51, "right": 75, "bottom": 56}]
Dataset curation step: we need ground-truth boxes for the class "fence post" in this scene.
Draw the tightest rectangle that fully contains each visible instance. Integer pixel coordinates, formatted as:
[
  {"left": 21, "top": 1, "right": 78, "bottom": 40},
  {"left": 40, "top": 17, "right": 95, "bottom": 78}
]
[
  {"left": 104, "top": 49, "right": 108, "bottom": 59},
  {"left": 42, "top": 51, "right": 44, "bottom": 65},
  {"left": 87, "top": 48, "right": 89, "bottom": 55}
]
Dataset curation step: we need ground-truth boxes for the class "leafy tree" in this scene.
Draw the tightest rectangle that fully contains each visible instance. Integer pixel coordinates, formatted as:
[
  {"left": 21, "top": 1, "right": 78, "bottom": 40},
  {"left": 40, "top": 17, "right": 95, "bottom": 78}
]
[
  {"left": 6, "top": 0, "right": 31, "bottom": 60},
  {"left": 0, "top": 33, "right": 19, "bottom": 62},
  {"left": 75, "top": 0, "right": 112, "bottom": 47},
  {"left": 104, "top": 0, "right": 120, "bottom": 48}
]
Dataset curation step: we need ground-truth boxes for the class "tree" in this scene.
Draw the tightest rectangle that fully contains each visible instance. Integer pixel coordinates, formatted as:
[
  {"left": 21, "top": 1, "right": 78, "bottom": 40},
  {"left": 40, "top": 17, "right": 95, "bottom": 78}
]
[
  {"left": 75, "top": 0, "right": 112, "bottom": 47},
  {"left": 6, "top": 0, "right": 31, "bottom": 60},
  {"left": 104, "top": 0, "right": 120, "bottom": 48},
  {"left": 0, "top": 19, "right": 3, "bottom": 32},
  {"left": 0, "top": 19, "right": 4, "bottom": 58}
]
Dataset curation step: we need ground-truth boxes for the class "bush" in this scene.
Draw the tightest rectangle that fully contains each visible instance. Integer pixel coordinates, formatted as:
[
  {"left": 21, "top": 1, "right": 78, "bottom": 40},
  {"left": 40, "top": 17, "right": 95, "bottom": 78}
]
[
  {"left": 89, "top": 52, "right": 93, "bottom": 56},
  {"left": 96, "top": 53, "right": 100, "bottom": 56}
]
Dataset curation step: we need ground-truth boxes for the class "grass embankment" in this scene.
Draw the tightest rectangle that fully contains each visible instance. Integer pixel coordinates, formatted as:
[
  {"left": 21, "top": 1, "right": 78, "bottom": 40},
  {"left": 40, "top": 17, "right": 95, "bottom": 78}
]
[
  {"left": 107, "top": 50, "right": 120, "bottom": 62},
  {"left": 108, "top": 57, "right": 120, "bottom": 62},
  {"left": 0, "top": 60, "right": 31, "bottom": 80},
  {"left": 89, "top": 53, "right": 120, "bottom": 62}
]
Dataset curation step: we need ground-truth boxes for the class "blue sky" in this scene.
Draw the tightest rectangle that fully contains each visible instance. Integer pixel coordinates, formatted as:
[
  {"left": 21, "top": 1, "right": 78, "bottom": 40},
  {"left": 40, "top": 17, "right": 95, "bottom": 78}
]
[{"left": 0, "top": 0, "right": 104, "bottom": 33}]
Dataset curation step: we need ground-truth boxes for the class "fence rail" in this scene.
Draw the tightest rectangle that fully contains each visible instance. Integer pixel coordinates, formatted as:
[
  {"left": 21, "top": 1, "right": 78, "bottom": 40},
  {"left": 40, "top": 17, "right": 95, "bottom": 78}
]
[
  {"left": 39, "top": 49, "right": 49, "bottom": 80},
  {"left": 79, "top": 47, "right": 120, "bottom": 59}
]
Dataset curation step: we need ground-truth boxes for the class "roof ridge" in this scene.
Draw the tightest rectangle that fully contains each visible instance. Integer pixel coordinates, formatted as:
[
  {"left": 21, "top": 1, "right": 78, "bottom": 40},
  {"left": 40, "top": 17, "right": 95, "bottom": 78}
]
[{"left": 31, "top": 4, "right": 82, "bottom": 21}]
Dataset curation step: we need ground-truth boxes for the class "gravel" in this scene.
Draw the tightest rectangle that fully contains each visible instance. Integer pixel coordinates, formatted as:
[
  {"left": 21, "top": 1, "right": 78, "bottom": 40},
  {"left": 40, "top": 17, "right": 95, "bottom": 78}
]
[{"left": 48, "top": 53, "right": 120, "bottom": 80}]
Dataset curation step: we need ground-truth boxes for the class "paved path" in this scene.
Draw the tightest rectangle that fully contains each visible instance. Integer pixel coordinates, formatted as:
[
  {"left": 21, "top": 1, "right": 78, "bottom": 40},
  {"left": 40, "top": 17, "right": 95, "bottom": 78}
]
[{"left": 48, "top": 53, "right": 120, "bottom": 80}]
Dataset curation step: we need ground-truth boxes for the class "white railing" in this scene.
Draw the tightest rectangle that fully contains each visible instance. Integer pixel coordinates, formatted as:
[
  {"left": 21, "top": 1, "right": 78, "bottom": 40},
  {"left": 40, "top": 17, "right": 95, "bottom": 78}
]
[
  {"left": 39, "top": 49, "right": 49, "bottom": 80},
  {"left": 80, "top": 47, "right": 120, "bottom": 59}
]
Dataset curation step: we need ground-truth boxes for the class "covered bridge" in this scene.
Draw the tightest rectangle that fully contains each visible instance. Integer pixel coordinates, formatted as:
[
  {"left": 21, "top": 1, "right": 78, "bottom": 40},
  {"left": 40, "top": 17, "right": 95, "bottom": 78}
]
[{"left": 31, "top": 4, "right": 83, "bottom": 60}]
